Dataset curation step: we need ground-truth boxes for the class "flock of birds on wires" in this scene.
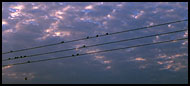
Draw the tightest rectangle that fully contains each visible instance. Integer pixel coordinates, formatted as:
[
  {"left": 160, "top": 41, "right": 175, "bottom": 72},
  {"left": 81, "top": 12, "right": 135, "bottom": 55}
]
[{"left": 2, "top": 19, "right": 188, "bottom": 80}]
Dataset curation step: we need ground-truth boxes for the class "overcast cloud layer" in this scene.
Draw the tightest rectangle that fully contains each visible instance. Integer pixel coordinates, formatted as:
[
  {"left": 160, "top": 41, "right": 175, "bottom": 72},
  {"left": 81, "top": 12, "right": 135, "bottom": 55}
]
[{"left": 2, "top": 2, "right": 188, "bottom": 84}]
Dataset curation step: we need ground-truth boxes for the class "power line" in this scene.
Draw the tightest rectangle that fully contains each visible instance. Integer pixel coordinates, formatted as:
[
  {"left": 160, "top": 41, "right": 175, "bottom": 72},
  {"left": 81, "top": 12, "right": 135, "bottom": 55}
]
[
  {"left": 2, "top": 19, "right": 188, "bottom": 55},
  {"left": 2, "top": 37, "right": 188, "bottom": 67},
  {"left": 2, "top": 29, "right": 187, "bottom": 61}
]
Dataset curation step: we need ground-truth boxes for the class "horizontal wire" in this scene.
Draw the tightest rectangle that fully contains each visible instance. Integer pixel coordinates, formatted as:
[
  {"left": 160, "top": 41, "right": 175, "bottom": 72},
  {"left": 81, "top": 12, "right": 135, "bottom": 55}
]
[
  {"left": 2, "top": 37, "right": 188, "bottom": 67},
  {"left": 2, "top": 29, "right": 187, "bottom": 61},
  {"left": 2, "top": 19, "right": 188, "bottom": 55}
]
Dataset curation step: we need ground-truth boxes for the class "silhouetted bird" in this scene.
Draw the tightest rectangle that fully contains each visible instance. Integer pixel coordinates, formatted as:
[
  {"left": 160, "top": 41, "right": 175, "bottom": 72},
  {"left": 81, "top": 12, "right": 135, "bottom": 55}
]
[
  {"left": 106, "top": 33, "right": 109, "bottom": 35},
  {"left": 83, "top": 45, "right": 86, "bottom": 48},
  {"left": 96, "top": 35, "right": 99, "bottom": 37},
  {"left": 86, "top": 36, "right": 89, "bottom": 39},
  {"left": 24, "top": 77, "right": 27, "bottom": 80}
]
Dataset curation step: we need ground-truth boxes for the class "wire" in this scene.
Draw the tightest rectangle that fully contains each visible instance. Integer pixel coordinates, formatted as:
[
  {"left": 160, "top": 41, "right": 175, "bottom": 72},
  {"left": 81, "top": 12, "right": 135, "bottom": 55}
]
[
  {"left": 2, "top": 37, "right": 188, "bottom": 67},
  {"left": 2, "top": 19, "right": 188, "bottom": 55},
  {"left": 2, "top": 29, "right": 187, "bottom": 61}
]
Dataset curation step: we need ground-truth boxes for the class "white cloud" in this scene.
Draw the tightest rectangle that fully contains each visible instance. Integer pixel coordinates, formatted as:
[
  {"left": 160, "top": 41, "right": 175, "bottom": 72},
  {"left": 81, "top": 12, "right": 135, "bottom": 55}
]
[{"left": 85, "top": 5, "right": 93, "bottom": 10}]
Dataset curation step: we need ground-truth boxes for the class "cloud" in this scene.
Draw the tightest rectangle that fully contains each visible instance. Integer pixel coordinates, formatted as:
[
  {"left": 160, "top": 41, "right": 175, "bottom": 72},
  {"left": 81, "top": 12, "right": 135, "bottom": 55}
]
[
  {"left": 156, "top": 53, "right": 188, "bottom": 71},
  {"left": 130, "top": 57, "right": 146, "bottom": 61},
  {"left": 2, "top": 65, "right": 13, "bottom": 70},
  {"left": 131, "top": 10, "right": 145, "bottom": 19},
  {"left": 95, "top": 56, "right": 105, "bottom": 59},
  {"left": 85, "top": 5, "right": 93, "bottom": 10},
  {"left": 2, "top": 20, "right": 8, "bottom": 25},
  {"left": 106, "top": 66, "right": 111, "bottom": 70},
  {"left": 103, "top": 60, "right": 112, "bottom": 64},
  {"left": 2, "top": 2, "right": 188, "bottom": 84},
  {"left": 134, "top": 57, "right": 146, "bottom": 61}
]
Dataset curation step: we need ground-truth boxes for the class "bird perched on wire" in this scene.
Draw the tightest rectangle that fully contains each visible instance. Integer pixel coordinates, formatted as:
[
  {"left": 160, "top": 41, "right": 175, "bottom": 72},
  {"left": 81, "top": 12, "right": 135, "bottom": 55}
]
[
  {"left": 83, "top": 45, "right": 86, "bottom": 48},
  {"left": 24, "top": 77, "right": 27, "bottom": 80}
]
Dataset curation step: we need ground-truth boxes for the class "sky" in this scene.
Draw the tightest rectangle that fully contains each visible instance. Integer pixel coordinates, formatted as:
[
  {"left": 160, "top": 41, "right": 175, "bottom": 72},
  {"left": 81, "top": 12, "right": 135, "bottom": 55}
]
[{"left": 2, "top": 2, "right": 188, "bottom": 84}]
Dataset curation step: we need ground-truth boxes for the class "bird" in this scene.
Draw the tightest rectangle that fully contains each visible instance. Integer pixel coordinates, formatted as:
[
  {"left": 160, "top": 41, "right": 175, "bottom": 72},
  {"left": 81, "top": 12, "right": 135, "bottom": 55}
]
[
  {"left": 24, "top": 77, "right": 27, "bottom": 80},
  {"left": 61, "top": 41, "right": 64, "bottom": 43},
  {"left": 86, "top": 36, "right": 89, "bottom": 39},
  {"left": 83, "top": 45, "right": 86, "bottom": 48}
]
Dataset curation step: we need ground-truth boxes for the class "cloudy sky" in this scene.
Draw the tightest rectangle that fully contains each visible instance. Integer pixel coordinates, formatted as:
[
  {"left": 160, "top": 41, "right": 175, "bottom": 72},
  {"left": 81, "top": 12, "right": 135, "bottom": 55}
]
[{"left": 2, "top": 2, "right": 188, "bottom": 84}]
